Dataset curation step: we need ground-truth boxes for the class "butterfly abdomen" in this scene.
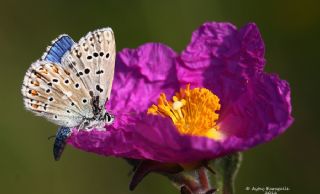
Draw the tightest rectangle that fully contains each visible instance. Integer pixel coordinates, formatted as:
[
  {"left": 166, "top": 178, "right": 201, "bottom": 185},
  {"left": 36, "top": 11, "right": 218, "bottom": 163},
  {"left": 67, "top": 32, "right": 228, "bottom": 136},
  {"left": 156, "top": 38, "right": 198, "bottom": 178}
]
[{"left": 53, "top": 127, "right": 72, "bottom": 161}]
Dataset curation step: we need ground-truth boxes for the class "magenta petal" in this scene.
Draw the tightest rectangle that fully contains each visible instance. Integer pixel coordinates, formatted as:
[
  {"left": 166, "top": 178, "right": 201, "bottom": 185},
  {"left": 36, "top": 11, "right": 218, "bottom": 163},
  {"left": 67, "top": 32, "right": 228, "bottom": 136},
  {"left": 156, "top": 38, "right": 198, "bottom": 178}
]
[
  {"left": 181, "top": 22, "right": 239, "bottom": 69},
  {"left": 238, "top": 23, "right": 265, "bottom": 72},
  {"left": 178, "top": 22, "right": 269, "bottom": 110},
  {"left": 181, "top": 22, "right": 264, "bottom": 71},
  {"left": 68, "top": 114, "right": 141, "bottom": 158},
  {"left": 67, "top": 114, "right": 180, "bottom": 161},
  {"left": 178, "top": 22, "right": 265, "bottom": 96},
  {"left": 108, "top": 43, "right": 180, "bottom": 113},
  {"left": 219, "top": 73, "right": 293, "bottom": 141},
  {"left": 119, "top": 43, "right": 178, "bottom": 82},
  {"left": 68, "top": 114, "right": 242, "bottom": 163},
  {"left": 69, "top": 113, "right": 281, "bottom": 163}
]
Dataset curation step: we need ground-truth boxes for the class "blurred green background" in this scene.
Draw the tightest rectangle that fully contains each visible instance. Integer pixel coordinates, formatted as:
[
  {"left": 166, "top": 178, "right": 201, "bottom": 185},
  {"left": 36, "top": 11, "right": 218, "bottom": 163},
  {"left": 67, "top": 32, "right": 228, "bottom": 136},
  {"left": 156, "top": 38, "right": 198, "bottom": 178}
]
[{"left": 0, "top": 0, "right": 318, "bottom": 193}]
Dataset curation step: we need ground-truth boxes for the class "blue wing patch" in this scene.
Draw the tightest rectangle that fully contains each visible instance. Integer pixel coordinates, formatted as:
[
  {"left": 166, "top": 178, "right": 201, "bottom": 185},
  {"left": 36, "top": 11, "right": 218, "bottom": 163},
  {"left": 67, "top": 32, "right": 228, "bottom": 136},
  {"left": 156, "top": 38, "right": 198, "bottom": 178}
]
[
  {"left": 41, "top": 35, "right": 75, "bottom": 63},
  {"left": 53, "top": 126, "right": 72, "bottom": 161}
]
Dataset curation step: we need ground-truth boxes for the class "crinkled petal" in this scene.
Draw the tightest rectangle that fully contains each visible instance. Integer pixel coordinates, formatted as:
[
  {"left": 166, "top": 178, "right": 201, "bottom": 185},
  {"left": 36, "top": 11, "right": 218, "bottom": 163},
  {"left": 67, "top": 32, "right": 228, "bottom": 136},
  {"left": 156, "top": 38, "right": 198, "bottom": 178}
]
[
  {"left": 178, "top": 22, "right": 265, "bottom": 103},
  {"left": 68, "top": 114, "right": 241, "bottom": 163},
  {"left": 218, "top": 73, "right": 293, "bottom": 141},
  {"left": 69, "top": 109, "right": 291, "bottom": 163},
  {"left": 68, "top": 114, "right": 141, "bottom": 158},
  {"left": 108, "top": 43, "right": 180, "bottom": 113},
  {"left": 180, "top": 22, "right": 265, "bottom": 71}
]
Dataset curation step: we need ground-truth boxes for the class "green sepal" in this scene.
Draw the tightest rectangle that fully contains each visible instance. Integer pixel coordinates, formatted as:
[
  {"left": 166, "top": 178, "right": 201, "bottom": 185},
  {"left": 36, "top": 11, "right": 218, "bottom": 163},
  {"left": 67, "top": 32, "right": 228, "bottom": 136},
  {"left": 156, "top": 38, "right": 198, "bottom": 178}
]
[{"left": 211, "top": 152, "right": 242, "bottom": 194}]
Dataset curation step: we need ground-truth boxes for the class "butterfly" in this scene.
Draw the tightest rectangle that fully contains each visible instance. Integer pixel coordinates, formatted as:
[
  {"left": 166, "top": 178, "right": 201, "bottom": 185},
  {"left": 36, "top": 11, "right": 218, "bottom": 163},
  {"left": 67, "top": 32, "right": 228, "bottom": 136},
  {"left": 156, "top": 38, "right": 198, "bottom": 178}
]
[{"left": 21, "top": 28, "right": 116, "bottom": 160}]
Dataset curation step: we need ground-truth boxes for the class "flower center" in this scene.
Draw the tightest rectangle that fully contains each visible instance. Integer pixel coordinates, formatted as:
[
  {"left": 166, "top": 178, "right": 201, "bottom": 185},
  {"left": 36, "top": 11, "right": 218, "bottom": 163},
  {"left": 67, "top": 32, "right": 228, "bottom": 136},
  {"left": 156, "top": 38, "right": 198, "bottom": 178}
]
[{"left": 148, "top": 84, "right": 224, "bottom": 140}]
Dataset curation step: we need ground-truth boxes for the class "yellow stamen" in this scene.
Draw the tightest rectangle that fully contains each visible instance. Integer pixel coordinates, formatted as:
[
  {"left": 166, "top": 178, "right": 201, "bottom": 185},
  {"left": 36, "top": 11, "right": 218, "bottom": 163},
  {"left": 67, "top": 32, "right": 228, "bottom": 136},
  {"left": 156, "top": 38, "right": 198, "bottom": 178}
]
[{"left": 148, "top": 84, "right": 224, "bottom": 140}]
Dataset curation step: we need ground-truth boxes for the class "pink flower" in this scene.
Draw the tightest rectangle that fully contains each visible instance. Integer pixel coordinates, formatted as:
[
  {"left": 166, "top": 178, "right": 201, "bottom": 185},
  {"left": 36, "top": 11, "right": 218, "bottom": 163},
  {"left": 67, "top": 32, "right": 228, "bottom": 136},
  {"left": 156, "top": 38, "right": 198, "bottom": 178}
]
[{"left": 68, "top": 22, "right": 293, "bottom": 163}]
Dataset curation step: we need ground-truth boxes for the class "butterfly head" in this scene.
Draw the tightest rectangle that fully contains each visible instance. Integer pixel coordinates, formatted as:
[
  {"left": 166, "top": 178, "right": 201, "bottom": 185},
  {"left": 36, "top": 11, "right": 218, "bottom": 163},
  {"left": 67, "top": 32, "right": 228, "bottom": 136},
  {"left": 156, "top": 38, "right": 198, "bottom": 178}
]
[{"left": 79, "top": 107, "right": 114, "bottom": 130}]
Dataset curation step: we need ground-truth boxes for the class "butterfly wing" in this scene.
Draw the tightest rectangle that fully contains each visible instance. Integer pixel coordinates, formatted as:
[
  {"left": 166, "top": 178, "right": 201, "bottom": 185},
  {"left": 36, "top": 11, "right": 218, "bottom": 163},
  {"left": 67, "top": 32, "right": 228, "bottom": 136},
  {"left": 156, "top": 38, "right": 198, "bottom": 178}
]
[
  {"left": 22, "top": 28, "right": 115, "bottom": 128},
  {"left": 21, "top": 60, "right": 94, "bottom": 127},
  {"left": 61, "top": 28, "right": 115, "bottom": 108},
  {"left": 22, "top": 29, "right": 115, "bottom": 161},
  {"left": 41, "top": 35, "right": 75, "bottom": 63}
]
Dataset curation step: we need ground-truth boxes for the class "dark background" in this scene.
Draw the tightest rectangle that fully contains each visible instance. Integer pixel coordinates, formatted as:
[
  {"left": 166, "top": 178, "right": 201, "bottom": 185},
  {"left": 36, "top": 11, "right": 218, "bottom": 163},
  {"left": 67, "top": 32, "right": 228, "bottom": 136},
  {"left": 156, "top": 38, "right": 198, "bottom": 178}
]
[{"left": 0, "top": 0, "right": 318, "bottom": 193}]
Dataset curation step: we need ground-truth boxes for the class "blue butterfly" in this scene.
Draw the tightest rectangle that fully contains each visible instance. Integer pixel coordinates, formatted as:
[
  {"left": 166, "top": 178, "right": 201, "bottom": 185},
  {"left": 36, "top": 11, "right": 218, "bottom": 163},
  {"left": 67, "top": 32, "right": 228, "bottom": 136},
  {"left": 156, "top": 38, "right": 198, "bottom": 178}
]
[{"left": 21, "top": 28, "right": 116, "bottom": 160}]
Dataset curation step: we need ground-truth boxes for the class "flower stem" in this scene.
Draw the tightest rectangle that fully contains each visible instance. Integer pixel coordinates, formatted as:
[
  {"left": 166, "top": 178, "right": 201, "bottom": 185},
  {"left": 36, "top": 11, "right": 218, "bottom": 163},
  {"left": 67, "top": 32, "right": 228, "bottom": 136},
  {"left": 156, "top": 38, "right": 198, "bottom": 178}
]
[{"left": 212, "top": 152, "right": 242, "bottom": 194}]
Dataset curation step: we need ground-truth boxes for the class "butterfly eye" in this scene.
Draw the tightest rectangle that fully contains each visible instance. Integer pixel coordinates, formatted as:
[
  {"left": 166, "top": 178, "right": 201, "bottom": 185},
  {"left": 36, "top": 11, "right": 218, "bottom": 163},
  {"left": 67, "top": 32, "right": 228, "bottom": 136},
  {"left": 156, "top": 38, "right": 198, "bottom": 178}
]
[{"left": 106, "top": 113, "right": 114, "bottom": 124}]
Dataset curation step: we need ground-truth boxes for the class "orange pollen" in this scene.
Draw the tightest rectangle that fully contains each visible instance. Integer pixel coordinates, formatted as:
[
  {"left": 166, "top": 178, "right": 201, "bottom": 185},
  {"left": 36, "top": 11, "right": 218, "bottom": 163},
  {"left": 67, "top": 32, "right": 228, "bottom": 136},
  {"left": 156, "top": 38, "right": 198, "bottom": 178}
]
[{"left": 148, "top": 84, "right": 224, "bottom": 140}]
